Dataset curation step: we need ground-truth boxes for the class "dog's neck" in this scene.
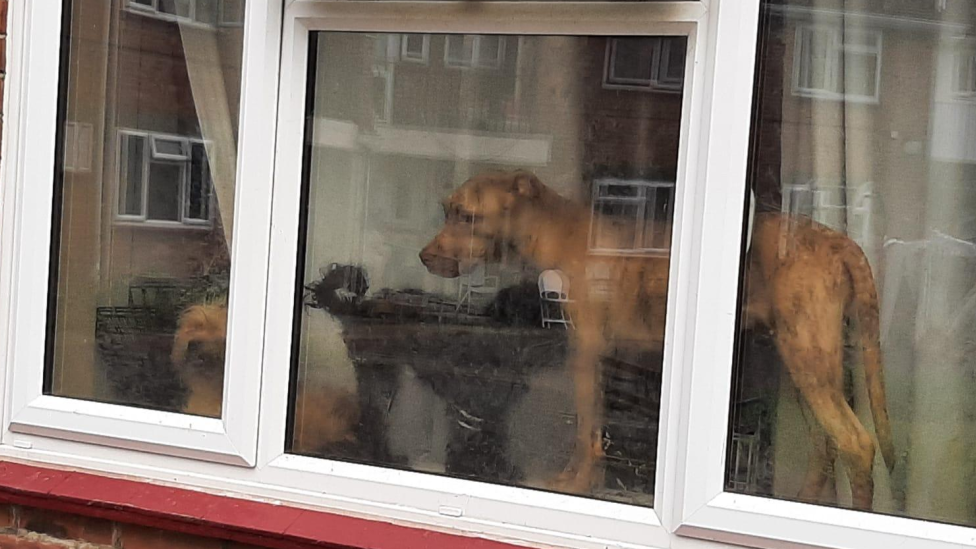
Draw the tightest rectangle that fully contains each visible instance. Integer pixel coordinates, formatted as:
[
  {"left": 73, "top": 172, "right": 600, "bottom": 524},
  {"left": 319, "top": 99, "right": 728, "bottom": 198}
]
[{"left": 505, "top": 189, "right": 592, "bottom": 273}]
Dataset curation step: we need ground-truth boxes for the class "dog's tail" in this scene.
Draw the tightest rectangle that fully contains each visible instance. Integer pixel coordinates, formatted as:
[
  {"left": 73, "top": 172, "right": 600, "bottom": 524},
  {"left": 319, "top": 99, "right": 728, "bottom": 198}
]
[{"left": 842, "top": 239, "right": 895, "bottom": 473}]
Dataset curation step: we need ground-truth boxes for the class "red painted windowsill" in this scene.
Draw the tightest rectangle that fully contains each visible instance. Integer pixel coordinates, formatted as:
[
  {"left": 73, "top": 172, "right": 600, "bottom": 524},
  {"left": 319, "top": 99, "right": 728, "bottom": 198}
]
[{"left": 0, "top": 460, "right": 525, "bottom": 549}]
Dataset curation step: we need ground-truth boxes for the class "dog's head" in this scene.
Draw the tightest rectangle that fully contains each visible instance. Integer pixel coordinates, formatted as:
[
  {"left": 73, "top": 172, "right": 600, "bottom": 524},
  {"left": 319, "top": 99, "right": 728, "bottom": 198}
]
[
  {"left": 419, "top": 170, "right": 543, "bottom": 278},
  {"left": 171, "top": 304, "right": 228, "bottom": 371}
]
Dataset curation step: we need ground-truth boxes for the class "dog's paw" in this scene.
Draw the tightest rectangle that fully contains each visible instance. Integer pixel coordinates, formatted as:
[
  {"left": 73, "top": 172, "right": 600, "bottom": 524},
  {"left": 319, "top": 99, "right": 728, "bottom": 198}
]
[
  {"left": 334, "top": 288, "right": 359, "bottom": 303},
  {"left": 546, "top": 467, "right": 598, "bottom": 496}
]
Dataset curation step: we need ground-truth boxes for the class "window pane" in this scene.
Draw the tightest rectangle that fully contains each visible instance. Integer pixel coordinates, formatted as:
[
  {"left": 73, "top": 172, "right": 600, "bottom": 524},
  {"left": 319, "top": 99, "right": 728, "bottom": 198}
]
[
  {"left": 195, "top": 0, "right": 219, "bottom": 25},
  {"left": 729, "top": 0, "right": 976, "bottom": 526},
  {"left": 662, "top": 37, "right": 686, "bottom": 82},
  {"left": 402, "top": 34, "right": 427, "bottom": 61},
  {"left": 445, "top": 35, "right": 475, "bottom": 66},
  {"left": 843, "top": 51, "right": 878, "bottom": 98},
  {"left": 476, "top": 35, "right": 503, "bottom": 68},
  {"left": 611, "top": 38, "right": 655, "bottom": 83},
  {"left": 146, "top": 162, "right": 182, "bottom": 221},
  {"left": 219, "top": 0, "right": 245, "bottom": 25},
  {"left": 158, "top": 0, "right": 190, "bottom": 18},
  {"left": 151, "top": 136, "right": 188, "bottom": 159},
  {"left": 186, "top": 143, "right": 211, "bottom": 221},
  {"left": 289, "top": 32, "right": 686, "bottom": 506},
  {"left": 47, "top": 0, "right": 245, "bottom": 417},
  {"left": 119, "top": 134, "right": 145, "bottom": 216}
]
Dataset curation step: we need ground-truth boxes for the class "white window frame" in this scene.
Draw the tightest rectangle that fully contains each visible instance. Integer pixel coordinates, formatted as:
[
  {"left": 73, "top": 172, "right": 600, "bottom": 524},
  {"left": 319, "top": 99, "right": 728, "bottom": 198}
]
[
  {"left": 115, "top": 129, "right": 214, "bottom": 228},
  {"left": 7, "top": 1, "right": 972, "bottom": 549},
  {"left": 792, "top": 23, "right": 883, "bottom": 104},
  {"left": 0, "top": 0, "right": 280, "bottom": 466},
  {"left": 604, "top": 36, "right": 685, "bottom": 93},
  {"left": 444, "top": 34, "right": 506, "bottom": 69}
]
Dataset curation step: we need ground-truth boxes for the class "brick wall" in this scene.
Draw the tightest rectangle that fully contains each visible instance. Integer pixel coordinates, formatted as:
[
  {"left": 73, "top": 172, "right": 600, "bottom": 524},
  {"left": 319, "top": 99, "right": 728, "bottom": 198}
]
[{"left": 0, "top": 504, "right": 265, "bottom": 549}]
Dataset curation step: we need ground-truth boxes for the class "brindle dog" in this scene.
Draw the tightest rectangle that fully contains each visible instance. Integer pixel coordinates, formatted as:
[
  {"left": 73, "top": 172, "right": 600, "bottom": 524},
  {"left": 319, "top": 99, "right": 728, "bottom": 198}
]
[{"left": 419, "top": 170, "right": 894, "bottom": 509}]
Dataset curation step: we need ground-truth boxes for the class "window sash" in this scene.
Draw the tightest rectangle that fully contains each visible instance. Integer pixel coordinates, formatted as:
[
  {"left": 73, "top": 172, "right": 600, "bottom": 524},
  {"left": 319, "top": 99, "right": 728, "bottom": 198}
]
[
  {"left": 258, "top": 2, "right": 703, "bottom": 547},
  {"left": 0, "top": 0, "right": 280, "bottom": 467}
]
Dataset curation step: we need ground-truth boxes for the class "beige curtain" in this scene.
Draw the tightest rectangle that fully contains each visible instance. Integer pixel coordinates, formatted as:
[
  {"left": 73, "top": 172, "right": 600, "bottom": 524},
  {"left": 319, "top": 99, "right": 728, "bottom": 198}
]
[
  {"left": 177, "top": 22, "right": 239, "bottom": 249},
  {"left": 771, "top": 0, "right": 976, "bottom": 523}
]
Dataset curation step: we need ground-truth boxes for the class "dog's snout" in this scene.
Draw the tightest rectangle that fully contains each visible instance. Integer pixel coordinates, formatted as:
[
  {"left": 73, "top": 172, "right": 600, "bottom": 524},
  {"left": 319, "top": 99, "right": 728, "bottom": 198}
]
[{"left": 419, "top": 243, "right": 438, "bottom": 266}]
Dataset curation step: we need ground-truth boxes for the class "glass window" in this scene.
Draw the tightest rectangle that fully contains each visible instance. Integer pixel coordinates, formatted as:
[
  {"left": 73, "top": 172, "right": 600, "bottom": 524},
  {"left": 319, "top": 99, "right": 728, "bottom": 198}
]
[
  {"left": 218, "top": 0, "right": 245, "bottom": 27},
  {"left": 401, "top": 34, "right": 430, "bottom": 64},
  {"left": 186, "top": 142, "right": 212, "bottom": 222},
  {"left": 47, "top": 0, "right": 245, "bottom": 416},
  {"left": 146, "top": 161, "right": 183, "bottom": 221},
  {"left": 606, "top": 37, "right": 686, "bottom": 92},
  {"left": 63, "top": 121, "right": 95, "bottom": 173},
  {"left": 728, "top": 0, "right": 976, "bottom": 527},
  {"left": 445, "top": 35, "right": 477, "bottom": 67},
  {"left": 793, "top": 24, "right": 882, "bottom": 102},
  {"left": 289, "top": 32, "right": 686, "bottom": 507},
  {"left": 150, "top": 135, "right": 188, "bottom": 160},
  {"left": 118, "top": 134, "right": 146, "bottom": 217},
  {"left": 127, "top": 0, "right": 218, "bottom": 25}
]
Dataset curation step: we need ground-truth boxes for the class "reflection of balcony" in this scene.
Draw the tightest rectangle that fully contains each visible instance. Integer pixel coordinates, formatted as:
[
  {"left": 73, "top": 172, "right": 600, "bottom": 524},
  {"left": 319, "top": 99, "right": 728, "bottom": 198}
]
[{"left": 313, "top": 118, "right": 551, "bottom": 166}]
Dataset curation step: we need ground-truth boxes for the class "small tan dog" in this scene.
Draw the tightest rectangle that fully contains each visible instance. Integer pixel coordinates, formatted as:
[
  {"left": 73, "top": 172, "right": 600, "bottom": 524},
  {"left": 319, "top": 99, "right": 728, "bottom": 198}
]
[
  {"left": 171, "top": 304, "right": 228, "bottom": 418},
  {"left": 420, "top": 170, "right": 893, "bottom": 509},
  {"left": 171, "top": 304, "right": 359, "bottom": 452}
]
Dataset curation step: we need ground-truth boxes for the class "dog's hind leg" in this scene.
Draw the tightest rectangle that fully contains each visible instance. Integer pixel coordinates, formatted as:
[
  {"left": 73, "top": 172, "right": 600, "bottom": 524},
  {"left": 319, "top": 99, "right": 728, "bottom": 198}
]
[
  {"left": 795, "top": 426, "right": 838, "bottom": 504},
  {"left": 772, "top": 269, "right": 876, "bottom": 510}
]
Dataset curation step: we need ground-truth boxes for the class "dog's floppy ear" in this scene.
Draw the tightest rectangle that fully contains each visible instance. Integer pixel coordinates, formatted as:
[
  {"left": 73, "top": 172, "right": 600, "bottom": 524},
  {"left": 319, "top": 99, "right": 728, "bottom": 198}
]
[{"left": 512, "top": 171, "right": 542, "bottom": 198}]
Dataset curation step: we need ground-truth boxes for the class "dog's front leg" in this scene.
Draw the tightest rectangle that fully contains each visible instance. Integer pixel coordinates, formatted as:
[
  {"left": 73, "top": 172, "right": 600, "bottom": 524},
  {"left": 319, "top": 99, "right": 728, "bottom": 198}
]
[{"left": 552, "top": 327, "right": 607, "bottom": 495}]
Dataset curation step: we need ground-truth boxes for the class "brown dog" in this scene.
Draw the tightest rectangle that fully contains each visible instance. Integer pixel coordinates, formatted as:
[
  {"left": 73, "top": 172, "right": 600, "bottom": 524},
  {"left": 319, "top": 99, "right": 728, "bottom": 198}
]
[
  {"left": 171, "top": 305, "right": 360, "bottom": 452},
  {"left": 171, "top": 304, "right": 228, "bottom": 418},
  {"left": 419, "top": 170, "right": 893, "bottom": 509}
]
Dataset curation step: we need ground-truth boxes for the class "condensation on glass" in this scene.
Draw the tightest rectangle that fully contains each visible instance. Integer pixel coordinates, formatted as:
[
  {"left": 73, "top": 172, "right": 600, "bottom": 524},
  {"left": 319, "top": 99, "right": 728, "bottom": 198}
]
[
  {"left": 288, "top": 32, "right": 685, "bottom": 505},
  {"left": 47, "top": 0, "right": 245, "bottom": 417},
  {"left": 727, "top": 0, "right": 976, "bottom": 527}
]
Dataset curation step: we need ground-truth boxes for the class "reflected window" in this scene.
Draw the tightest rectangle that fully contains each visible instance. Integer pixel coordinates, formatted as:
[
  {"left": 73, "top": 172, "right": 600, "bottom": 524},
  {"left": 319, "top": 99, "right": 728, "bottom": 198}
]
[
  {"left": 588, "top": 179, "right": 674, "bottom": 255},
  {"left": 445, "top": 35, "right": 506, "bottom": 69},
  {"left": 128, "top": 0, "right": 219, "bottom": 25},
  {"left": 63, "top": 121, "right": 94, "bottom": 173},
  {"left": 117, "top": 131, "right": 213, "bottom": 226},
  {"left": 951, "top": 45, "right": 976, "bottom": 99},
  {"left": 793, "top": 24, "right": 882, "bottom": 102},
  {"left": 605, "top": 37, "right": 685, "bottom": 92},
  {"left": 401, "top": 34, "right": 430, "bottom": 64}
]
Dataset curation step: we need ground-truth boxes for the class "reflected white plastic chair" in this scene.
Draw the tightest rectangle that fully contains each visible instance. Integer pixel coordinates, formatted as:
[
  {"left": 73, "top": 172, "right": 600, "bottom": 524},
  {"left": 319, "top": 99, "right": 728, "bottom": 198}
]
[
  {"left": 538, "top": 269, "right": 574, "bottom": 329},
  {"left": 456, "top": 262, "right": 499, "bottom": 314}
]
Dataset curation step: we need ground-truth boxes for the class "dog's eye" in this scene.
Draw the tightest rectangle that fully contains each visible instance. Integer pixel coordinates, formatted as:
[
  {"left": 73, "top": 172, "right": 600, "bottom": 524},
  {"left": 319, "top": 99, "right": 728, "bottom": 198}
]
[{"left": 460, "top": 213, "right": 475, "bottom": 223}]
